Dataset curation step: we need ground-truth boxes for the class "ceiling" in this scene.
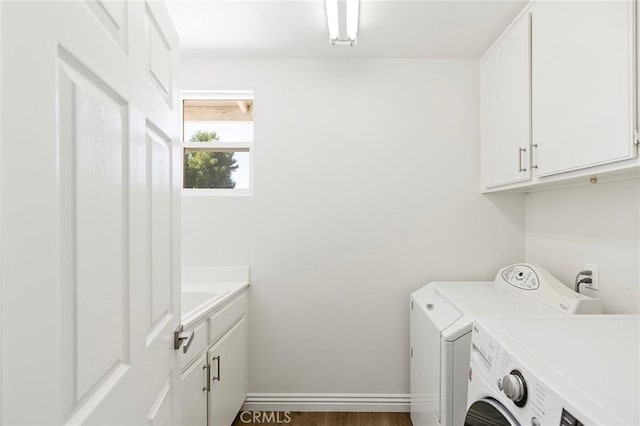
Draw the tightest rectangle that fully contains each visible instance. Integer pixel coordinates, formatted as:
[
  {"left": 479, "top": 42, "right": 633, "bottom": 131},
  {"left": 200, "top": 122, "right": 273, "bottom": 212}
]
[{"left": 165, "top": 0, "right": 528, "bottom": 59}]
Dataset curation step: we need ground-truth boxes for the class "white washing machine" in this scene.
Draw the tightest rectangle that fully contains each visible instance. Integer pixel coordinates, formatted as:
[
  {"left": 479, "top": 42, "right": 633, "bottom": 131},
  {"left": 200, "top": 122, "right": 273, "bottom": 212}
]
[
  {"left": 410, "top": 264, "right": 601, "bottom": 426},
  {"left": 465, "top": 315, "right": 639, "bottom": 425}
]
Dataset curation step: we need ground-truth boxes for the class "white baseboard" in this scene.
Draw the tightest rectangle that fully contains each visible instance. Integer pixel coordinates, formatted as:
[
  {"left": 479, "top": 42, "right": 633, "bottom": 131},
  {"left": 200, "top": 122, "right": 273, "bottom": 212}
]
[{"left": 242, "top": 393, "right": 410, "bottom": 413}]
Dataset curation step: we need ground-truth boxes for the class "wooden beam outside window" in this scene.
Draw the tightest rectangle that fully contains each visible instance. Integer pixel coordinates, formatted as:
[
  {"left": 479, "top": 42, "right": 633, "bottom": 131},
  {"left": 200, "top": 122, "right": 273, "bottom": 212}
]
[{"left": 183, "top": 99, "right": 253, "bottom": 122}]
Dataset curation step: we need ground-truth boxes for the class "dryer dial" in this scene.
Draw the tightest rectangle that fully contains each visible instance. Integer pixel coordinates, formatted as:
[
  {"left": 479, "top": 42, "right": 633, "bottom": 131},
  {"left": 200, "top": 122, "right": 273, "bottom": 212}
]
[{"left": 501, "top": 370, "right": 527, "bottom": 407}]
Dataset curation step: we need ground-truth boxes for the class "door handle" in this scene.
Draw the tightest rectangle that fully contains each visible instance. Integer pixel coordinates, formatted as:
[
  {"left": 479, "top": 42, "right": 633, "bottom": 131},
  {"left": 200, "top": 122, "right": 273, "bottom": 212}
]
[
  {"left": 173, "top": 324, "right": 195, "bottom": 353},
  {"left": 202, "top": 364, "right": 211, "bottom": 392},
  {"left": 211, "top": 355, "right": 221, "bottom": 382},
  {"left": 518, "top": 147, "right": 527, "bottom": 172}
]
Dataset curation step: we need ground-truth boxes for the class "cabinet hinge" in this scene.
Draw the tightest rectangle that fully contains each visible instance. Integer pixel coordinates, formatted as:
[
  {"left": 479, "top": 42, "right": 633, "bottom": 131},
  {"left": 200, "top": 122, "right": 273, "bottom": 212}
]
[
  {"left": 411, "top": 300, "right": 413, "bottom": 310},
  {"left": 410, "top": 348, "right": 413, "bottom": 358},
  {"left": 634, "top": 129, "right": 640, "bottom": 146}
]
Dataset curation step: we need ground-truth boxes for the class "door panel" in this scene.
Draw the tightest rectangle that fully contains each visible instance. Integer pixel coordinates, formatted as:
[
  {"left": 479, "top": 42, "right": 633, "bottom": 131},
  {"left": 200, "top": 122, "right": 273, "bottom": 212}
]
[
  {"left": 62, "top": 54, "right": 128, "bottom": 404},
  {"left": 1, "top": 1, "right": 180, "bottom": 424},
  {"left": 147, "top": 375, "right": 175, "bottom": 426},
  {"left": 532, "top": 1, "right": 634, "bottom": 176},
  {"left": 149, "top": 123, "right": 173, "bottom": 333},
  {"left": 181, "top": 356, "right": 208, "bottom": 426},
  {"left": 58, "top": 51, "right": 130, "bottom": 419},
  {"left": 85, "top": 0, "right": 128, "bottom": 50},
  {"left": 480, "top": 14, "right": 531, "bottom": 188},
  {"left": 145, "top": 2, "right": 174, "bottom": 106},
  {"left": 209, "top": 318, "right": 249, "bottom": 426}
]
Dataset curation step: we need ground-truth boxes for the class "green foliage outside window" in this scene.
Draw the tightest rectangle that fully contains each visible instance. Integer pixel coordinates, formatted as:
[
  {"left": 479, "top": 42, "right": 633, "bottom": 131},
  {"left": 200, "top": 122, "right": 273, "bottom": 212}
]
[{"left": 184, "top": 130, "right": 238, "bottom": 188}]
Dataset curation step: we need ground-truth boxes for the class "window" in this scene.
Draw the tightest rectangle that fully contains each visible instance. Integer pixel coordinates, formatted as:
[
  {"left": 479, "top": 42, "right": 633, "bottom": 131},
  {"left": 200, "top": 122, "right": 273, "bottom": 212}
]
[{"left": 181, "top": 91, "right": 254, "bottom": 194}]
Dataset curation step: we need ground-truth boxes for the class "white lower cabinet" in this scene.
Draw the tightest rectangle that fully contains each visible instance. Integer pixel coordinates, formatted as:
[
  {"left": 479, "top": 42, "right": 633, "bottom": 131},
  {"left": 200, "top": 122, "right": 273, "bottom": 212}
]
[
  {"left": 209, "top": 318, "right": 249, "bottom": 426},
  {"left": 180, "top": 289, "right": 249, "bottom": 426},
  {"left": 181, "top": 355, "right": 209, "bottom": 426}
]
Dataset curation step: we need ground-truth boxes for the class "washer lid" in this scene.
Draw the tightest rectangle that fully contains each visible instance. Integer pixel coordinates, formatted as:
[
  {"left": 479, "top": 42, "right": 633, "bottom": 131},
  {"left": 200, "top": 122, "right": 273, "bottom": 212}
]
[
  {"left": 412, "top": 284, "right": 462, "bottom": 332},
  {"left": 426, "top": 282, "right": 561, "bottom": 342}
]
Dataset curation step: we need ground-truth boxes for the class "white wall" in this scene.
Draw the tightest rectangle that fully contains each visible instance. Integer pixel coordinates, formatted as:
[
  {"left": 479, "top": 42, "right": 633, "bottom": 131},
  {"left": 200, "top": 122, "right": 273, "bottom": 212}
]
[
  {"left": 181, "top": 58, "right": 525, "bottom": 396},
  {"left": 525, "top": 179, "right": 640, "bottom": 314},
  {"left": 0, "top": 2, "right": 3, "bottom": 419}
]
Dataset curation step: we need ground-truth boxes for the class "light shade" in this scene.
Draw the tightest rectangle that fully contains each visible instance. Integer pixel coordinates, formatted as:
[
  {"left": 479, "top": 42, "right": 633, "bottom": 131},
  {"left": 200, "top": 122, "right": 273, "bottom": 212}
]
[
  {"left": 346, "top": 0, "right": 359, "bottom": 41},
  {"left": 325, "top": 0, "right": 359, "bottom": 45},
  {"left": 325, "top": 0, "right": 339, "bottom": 41}
]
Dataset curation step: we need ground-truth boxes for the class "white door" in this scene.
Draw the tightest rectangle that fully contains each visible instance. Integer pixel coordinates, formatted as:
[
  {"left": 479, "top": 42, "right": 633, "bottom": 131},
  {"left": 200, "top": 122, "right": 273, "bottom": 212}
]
[
  {"left": 531, "top": 0, "right": 635, "bottom": 177},
  {"left": 1, "top": 1, "right": 181, "bottom": 425},
  {"left": 480, "top": 13, "right": 531, "bottom": 189}
]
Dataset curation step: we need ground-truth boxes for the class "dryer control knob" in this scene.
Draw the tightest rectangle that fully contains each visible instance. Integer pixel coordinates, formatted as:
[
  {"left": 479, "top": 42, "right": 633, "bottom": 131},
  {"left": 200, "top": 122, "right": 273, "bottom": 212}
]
[{"left": 501, "top": 370, "right": 527, "bottom": 407}]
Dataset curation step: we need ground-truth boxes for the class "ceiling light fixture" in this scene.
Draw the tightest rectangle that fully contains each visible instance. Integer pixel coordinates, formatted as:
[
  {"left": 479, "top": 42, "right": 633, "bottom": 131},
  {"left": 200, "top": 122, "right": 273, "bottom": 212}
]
[{"left": 325, "top": 0, "right": 359, "bottom": 46}]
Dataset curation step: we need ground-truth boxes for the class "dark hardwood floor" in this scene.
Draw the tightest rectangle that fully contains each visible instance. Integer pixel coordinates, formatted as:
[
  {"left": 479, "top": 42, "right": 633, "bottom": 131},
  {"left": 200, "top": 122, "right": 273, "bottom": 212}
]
[{"left": 232, "top": 411, "right": 412, "bottom": 426}]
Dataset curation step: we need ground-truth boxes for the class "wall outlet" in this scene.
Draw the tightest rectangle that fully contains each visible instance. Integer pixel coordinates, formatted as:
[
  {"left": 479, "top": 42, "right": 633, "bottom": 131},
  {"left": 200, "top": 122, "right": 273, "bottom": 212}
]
[{"left": 583, "top": 263, "right": 599, "bottom": 291}]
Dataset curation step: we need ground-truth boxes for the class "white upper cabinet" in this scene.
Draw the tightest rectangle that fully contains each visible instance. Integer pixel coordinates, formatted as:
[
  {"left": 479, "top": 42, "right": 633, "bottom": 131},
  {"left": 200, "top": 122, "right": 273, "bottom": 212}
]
[
  {"left": 480, "top": 0, "right": 638, "bottom": 192},
  {"left": 531, "top": 0, "right": 635, "bottom": 177},
  {"left": 481, "top": 13, "right": 531, "bottom": 189}
]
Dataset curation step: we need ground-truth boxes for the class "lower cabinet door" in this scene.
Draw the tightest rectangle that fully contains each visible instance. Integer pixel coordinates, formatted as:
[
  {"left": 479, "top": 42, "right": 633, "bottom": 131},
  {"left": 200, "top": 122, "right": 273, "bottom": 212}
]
[
  {"left": 181, "top": 354, "right": 208, "bottom": 426},
  {"left": 208, "top": 318, "right": 249, "bottom": 426}
]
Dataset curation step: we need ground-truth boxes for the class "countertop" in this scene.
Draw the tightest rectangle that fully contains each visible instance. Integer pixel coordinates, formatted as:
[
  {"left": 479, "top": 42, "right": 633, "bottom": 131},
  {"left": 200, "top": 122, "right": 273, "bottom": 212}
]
[{"left": 182, "top": 281, "right": 249, "bottom": 329}]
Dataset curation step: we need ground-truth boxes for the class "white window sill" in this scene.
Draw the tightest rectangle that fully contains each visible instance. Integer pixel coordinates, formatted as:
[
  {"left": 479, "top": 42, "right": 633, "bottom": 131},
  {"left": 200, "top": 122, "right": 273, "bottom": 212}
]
[{"left": 181, "top": 188, "right": 253, "bottom": 197}]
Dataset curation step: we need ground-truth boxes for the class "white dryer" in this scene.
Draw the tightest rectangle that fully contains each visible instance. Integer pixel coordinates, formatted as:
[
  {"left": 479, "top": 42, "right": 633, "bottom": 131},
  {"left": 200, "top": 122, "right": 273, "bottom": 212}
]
[
  {"left": 410, "top": 264, "right": 601, "bottom": 426},
  {"left": 465, "top": 315, "right": 639, "bottom": 425}
]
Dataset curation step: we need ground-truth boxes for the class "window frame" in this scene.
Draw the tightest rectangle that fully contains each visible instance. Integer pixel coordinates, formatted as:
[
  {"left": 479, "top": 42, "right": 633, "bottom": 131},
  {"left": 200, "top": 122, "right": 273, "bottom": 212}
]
[{"left": 181, "top": 90, "right": 254, "bottom": 196}]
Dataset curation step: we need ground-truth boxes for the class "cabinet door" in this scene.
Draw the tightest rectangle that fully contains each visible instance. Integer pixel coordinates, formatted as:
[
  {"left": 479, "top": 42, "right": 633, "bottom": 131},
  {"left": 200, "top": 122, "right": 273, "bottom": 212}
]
[
  {"left": 209, "top": 318, "right": 249, "bottom": 426},
  {"left": 181, "top": 355, "right": 208, "bottom": 426},
  {"left": 532, "top": 1, "right": 635, "bottom": 177},
  {"left": 481, "top": 13, "right": 532, "bottom": 189}
]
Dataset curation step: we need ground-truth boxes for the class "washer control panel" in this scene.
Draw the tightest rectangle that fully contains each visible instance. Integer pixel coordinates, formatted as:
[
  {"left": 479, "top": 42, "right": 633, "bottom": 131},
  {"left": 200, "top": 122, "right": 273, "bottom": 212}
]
[
  {"left": 501, "top": 265, "right": 539, "bottom": 290},
  {"left": 494, "top": 263, "right": 602, "bottom": 314}
]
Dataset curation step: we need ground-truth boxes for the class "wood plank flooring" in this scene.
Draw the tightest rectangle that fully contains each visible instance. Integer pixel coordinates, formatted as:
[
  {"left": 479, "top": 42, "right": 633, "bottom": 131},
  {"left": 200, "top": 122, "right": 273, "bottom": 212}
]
[{"left": 232, "top": 411, "right": 412, "bottom": 426}]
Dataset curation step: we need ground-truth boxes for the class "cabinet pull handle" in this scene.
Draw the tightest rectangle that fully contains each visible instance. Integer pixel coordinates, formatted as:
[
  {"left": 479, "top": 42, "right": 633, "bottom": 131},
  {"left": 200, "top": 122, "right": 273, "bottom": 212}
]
[
  {"left": 202, "top": 364, "right": 211, "bottom": 392},
  {"left": 531, "top": 144, "right": 538, "bottom": 169},
  {"left": 518, "top": 147, "right": 527, "bottom": 172},
  {"left": 212, "top": 355, "right": 221, "bottom": 382}
]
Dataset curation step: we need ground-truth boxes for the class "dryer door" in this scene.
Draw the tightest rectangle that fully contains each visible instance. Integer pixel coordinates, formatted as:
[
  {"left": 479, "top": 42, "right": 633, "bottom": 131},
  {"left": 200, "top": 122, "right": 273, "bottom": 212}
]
[{"left": 464, "top": 399, "right": 520, "bottom": 426}]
